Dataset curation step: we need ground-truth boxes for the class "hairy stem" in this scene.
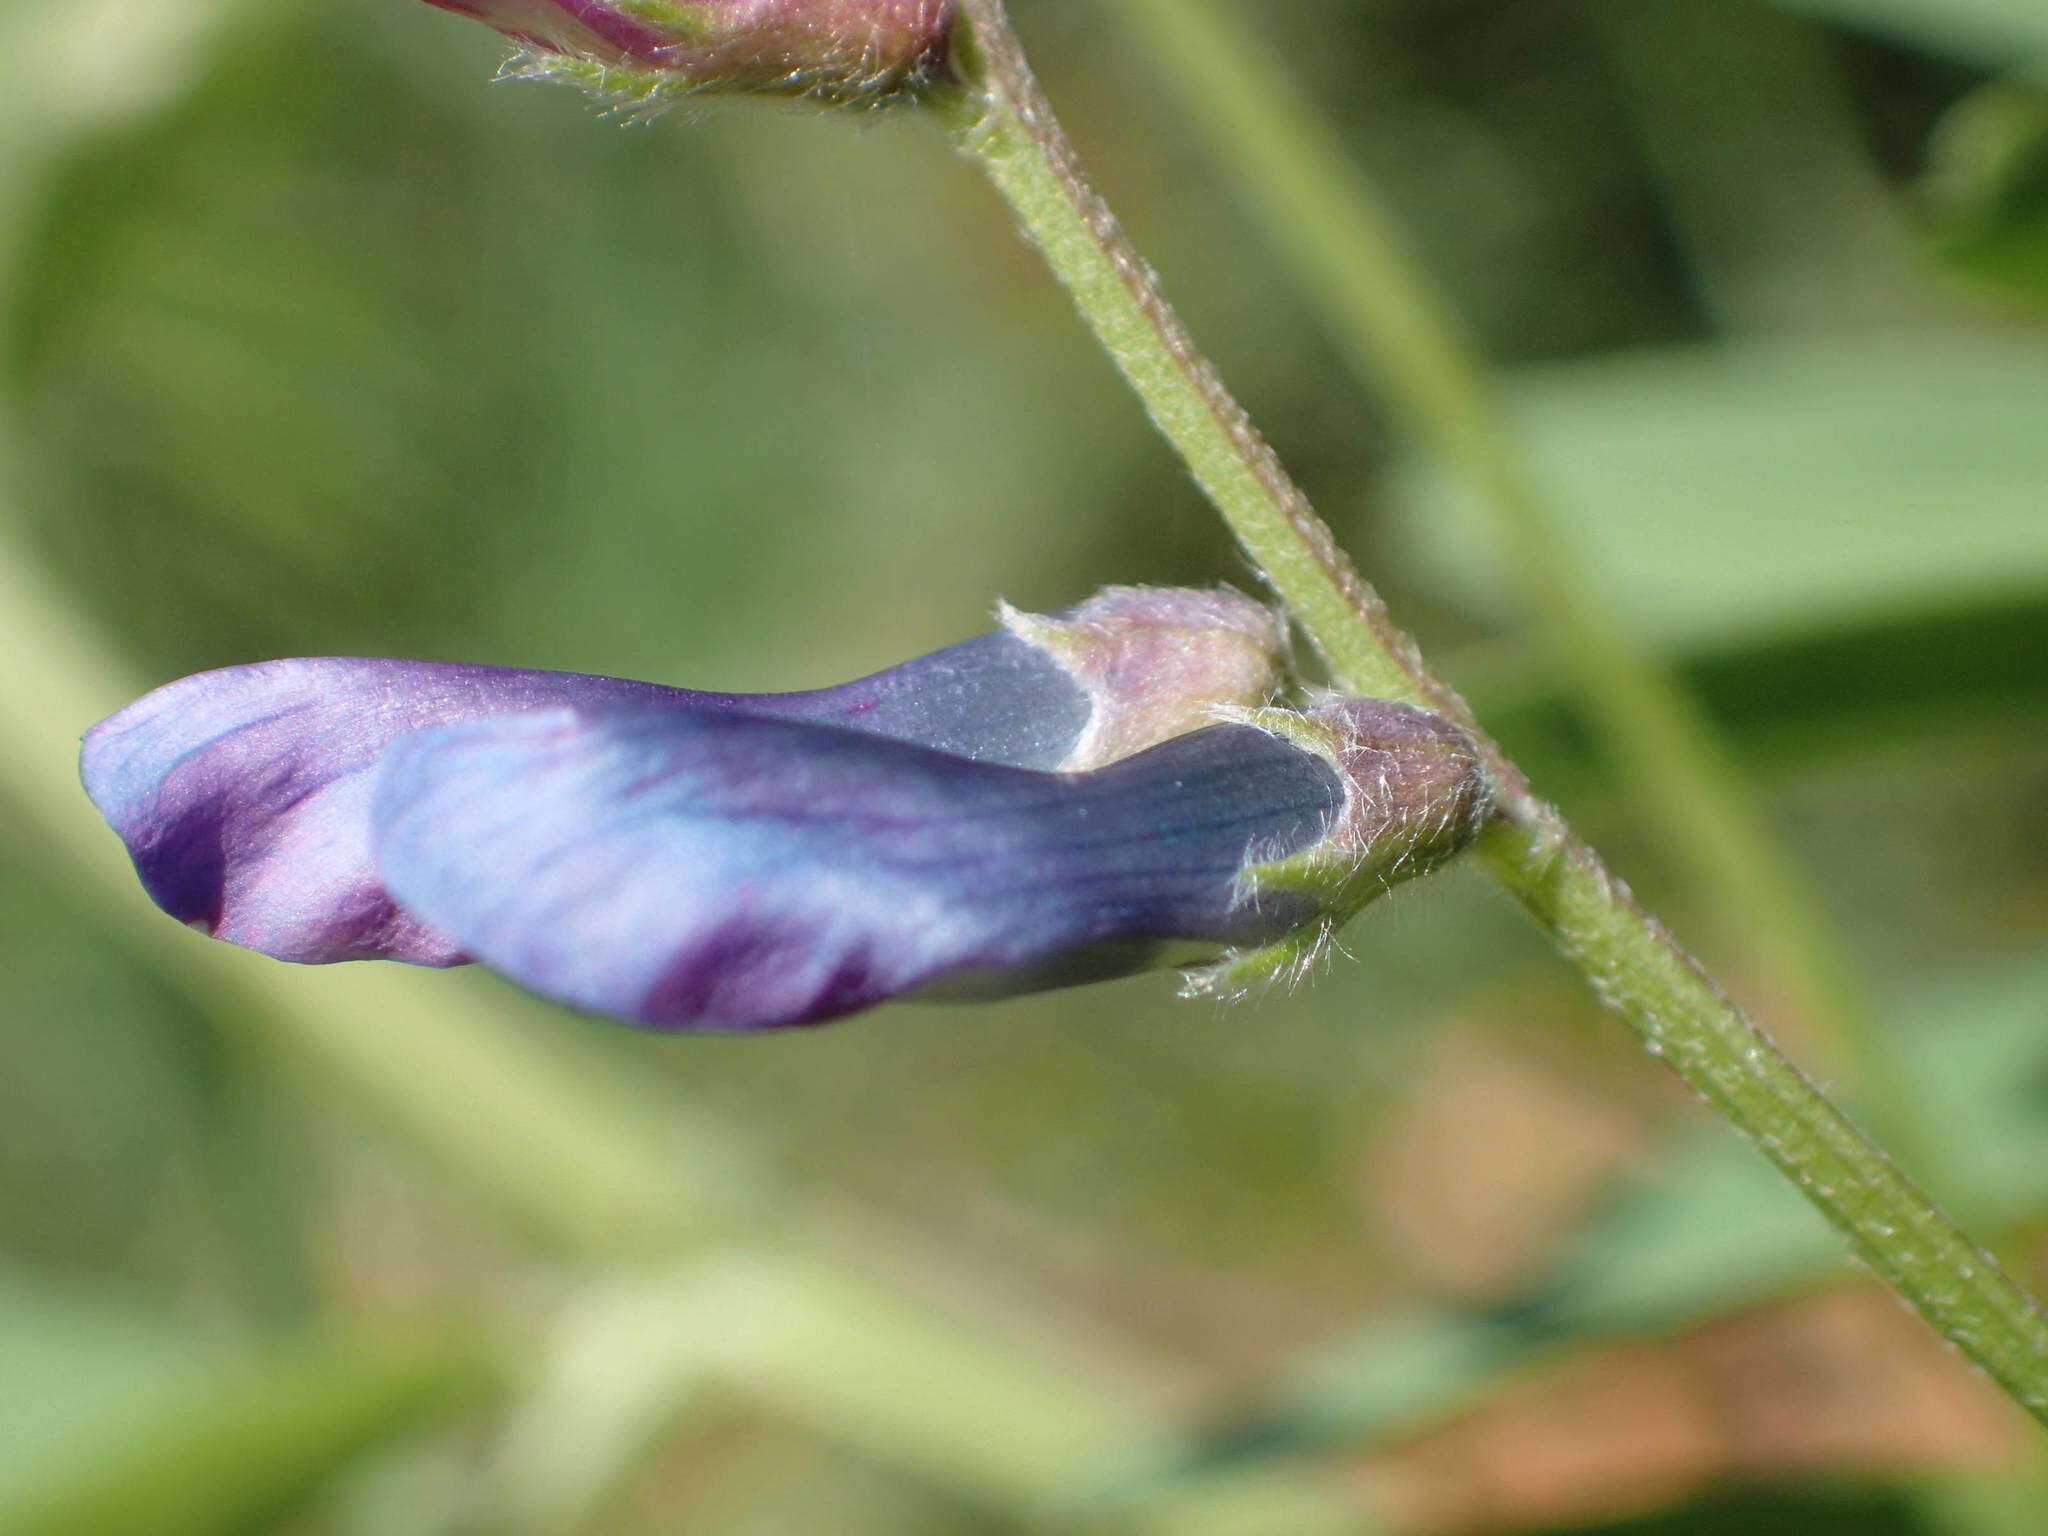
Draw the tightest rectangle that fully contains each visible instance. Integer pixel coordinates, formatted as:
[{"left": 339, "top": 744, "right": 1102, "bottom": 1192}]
[
  {"left": 1100, "top": 0, "right": 1884, "bottom": 1098},
  {"left": 942, "top": 0, "right": 2048, "bottom": 1422}
]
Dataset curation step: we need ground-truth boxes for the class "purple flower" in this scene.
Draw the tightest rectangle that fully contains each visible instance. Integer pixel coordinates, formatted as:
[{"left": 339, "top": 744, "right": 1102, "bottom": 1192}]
[
  {"left": 82, "top": 584, "right": 1489, "bottom": 1031},
  {"left": 80, "top": 588, "right": 1284, "bottom": 969},
  {"left": 370, "top": 697, "right": 1486, "bottom": 1030},
  {"left": 417, "top": 0, "right": 956, "bottom": 107}
]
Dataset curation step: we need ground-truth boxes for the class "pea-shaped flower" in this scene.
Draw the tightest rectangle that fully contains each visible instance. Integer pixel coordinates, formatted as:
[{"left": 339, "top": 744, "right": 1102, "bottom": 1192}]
[
  {"left": 371, "top": 696, "right": 1488, "bottom": 1029},
  {"left": 418, "top": 0, "right": 956, "bottom": 108},
  {"left": 81, "top": 588, "right": 1284, "bottom": 968}
]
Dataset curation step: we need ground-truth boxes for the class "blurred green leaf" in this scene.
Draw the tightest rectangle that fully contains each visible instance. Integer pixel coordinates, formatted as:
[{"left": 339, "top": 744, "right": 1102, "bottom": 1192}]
[
  {"left": 1664, "top": 593, "right": 2048, "bottom": 756},
  {"left": 665, "top": 1248, "right": 1372, "bottom": 1536},
  {"left": 0, "top": 466, "right": 748, "bottom": 1257},
  {"left": 484, "top": 1275, "right": 718, "bottom": 1535},
  {"left": 0, "top": 4, "right": 840, "bottom": 674},
  {"left": 1889, "top": 950, "right": 2048, "bottom": 1217},
  {"left": 0, "top": 2, "right": 1163, "bottom": 692},
  {"left": 1462, "top": 591, "right": 2048, "bottom": 803},
  {"left": 1532, "top": 1127, "right": 1838, "bottom": 1335},
  {"left": 1142, "top": 1305, "right": 1542, "bottom": 1482},
  {"left": 1917, "top": 1461, "right": 2048, "bottom": 1536},
  {"left": 1394, "top": 335, "right": 2048, "bottom": 655},
  {"left": 1767, "top": 0, "right": 2048, "bottom": 70},
  {"left": 0, "top": 1269, "right": 215, "bottom": 1512},
  {"left": 1538, "top": 1484, "right": 1928, "bottom": 1535},
  {"left": 0, "top": 1267, "right": 490, "bottom": 1536},
  {"left": 0, "top": 0, "right": 224, "bottom": 254},
  {"left": 1926, "top": 83, "right": 2048, "bottom": 299},
  {"left": 1494, "top": 948, "right": 2048, "bottom": 1337},
  {"left": 5, "top": 7, "right": 557, "bottom": 665},
  {"left": 1155, "top": 949, "right": 2048, "bottom": 1472}
]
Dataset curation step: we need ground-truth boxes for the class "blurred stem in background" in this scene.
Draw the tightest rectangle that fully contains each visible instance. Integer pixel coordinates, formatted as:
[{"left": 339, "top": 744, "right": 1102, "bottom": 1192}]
[
  {"left": 1585, "top": 0, "right": 1918, "bottom": 332},
  {"left": 944, "top": 0, "right": 2048, "bottom": 1423},
  {"left": 1097, "top": 0, "right": 1890, "bottom": 1110}
]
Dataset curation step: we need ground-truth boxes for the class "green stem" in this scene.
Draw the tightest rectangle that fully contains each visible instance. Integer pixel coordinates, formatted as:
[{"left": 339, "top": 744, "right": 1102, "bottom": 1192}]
[
  {"left": 942, "top": 0, "right": 2048, "bottom": 1423},
  {"left": 1101, "top": 0, "right": 1876, "bottom": 1087}
]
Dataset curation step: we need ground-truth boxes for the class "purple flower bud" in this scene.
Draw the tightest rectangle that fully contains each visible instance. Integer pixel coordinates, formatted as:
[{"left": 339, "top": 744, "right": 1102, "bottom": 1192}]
[
  {"left": 369, "top": 696, "right": 1485, "bottom": 1030},
  {"left": 418, "top": 0, "right": 956, "bottom": 108},
  {"left": 79, "top": 588, "right": 1284, "bottom": 968}
]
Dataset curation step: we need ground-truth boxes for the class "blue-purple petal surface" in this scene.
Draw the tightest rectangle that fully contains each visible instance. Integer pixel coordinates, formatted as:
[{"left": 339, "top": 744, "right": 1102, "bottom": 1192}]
[
  {"left": 78, "top": 636, "right": 1080, "bottom": 966},
  {"left": 371, "top": 708, "right": 1341, "bottom": 1030}
]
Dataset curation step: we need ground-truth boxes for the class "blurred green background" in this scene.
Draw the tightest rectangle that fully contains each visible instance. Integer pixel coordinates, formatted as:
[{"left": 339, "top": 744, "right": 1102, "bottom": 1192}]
[{"left": 3, "top": 0, "right": 2047, "bottom": 1532}]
